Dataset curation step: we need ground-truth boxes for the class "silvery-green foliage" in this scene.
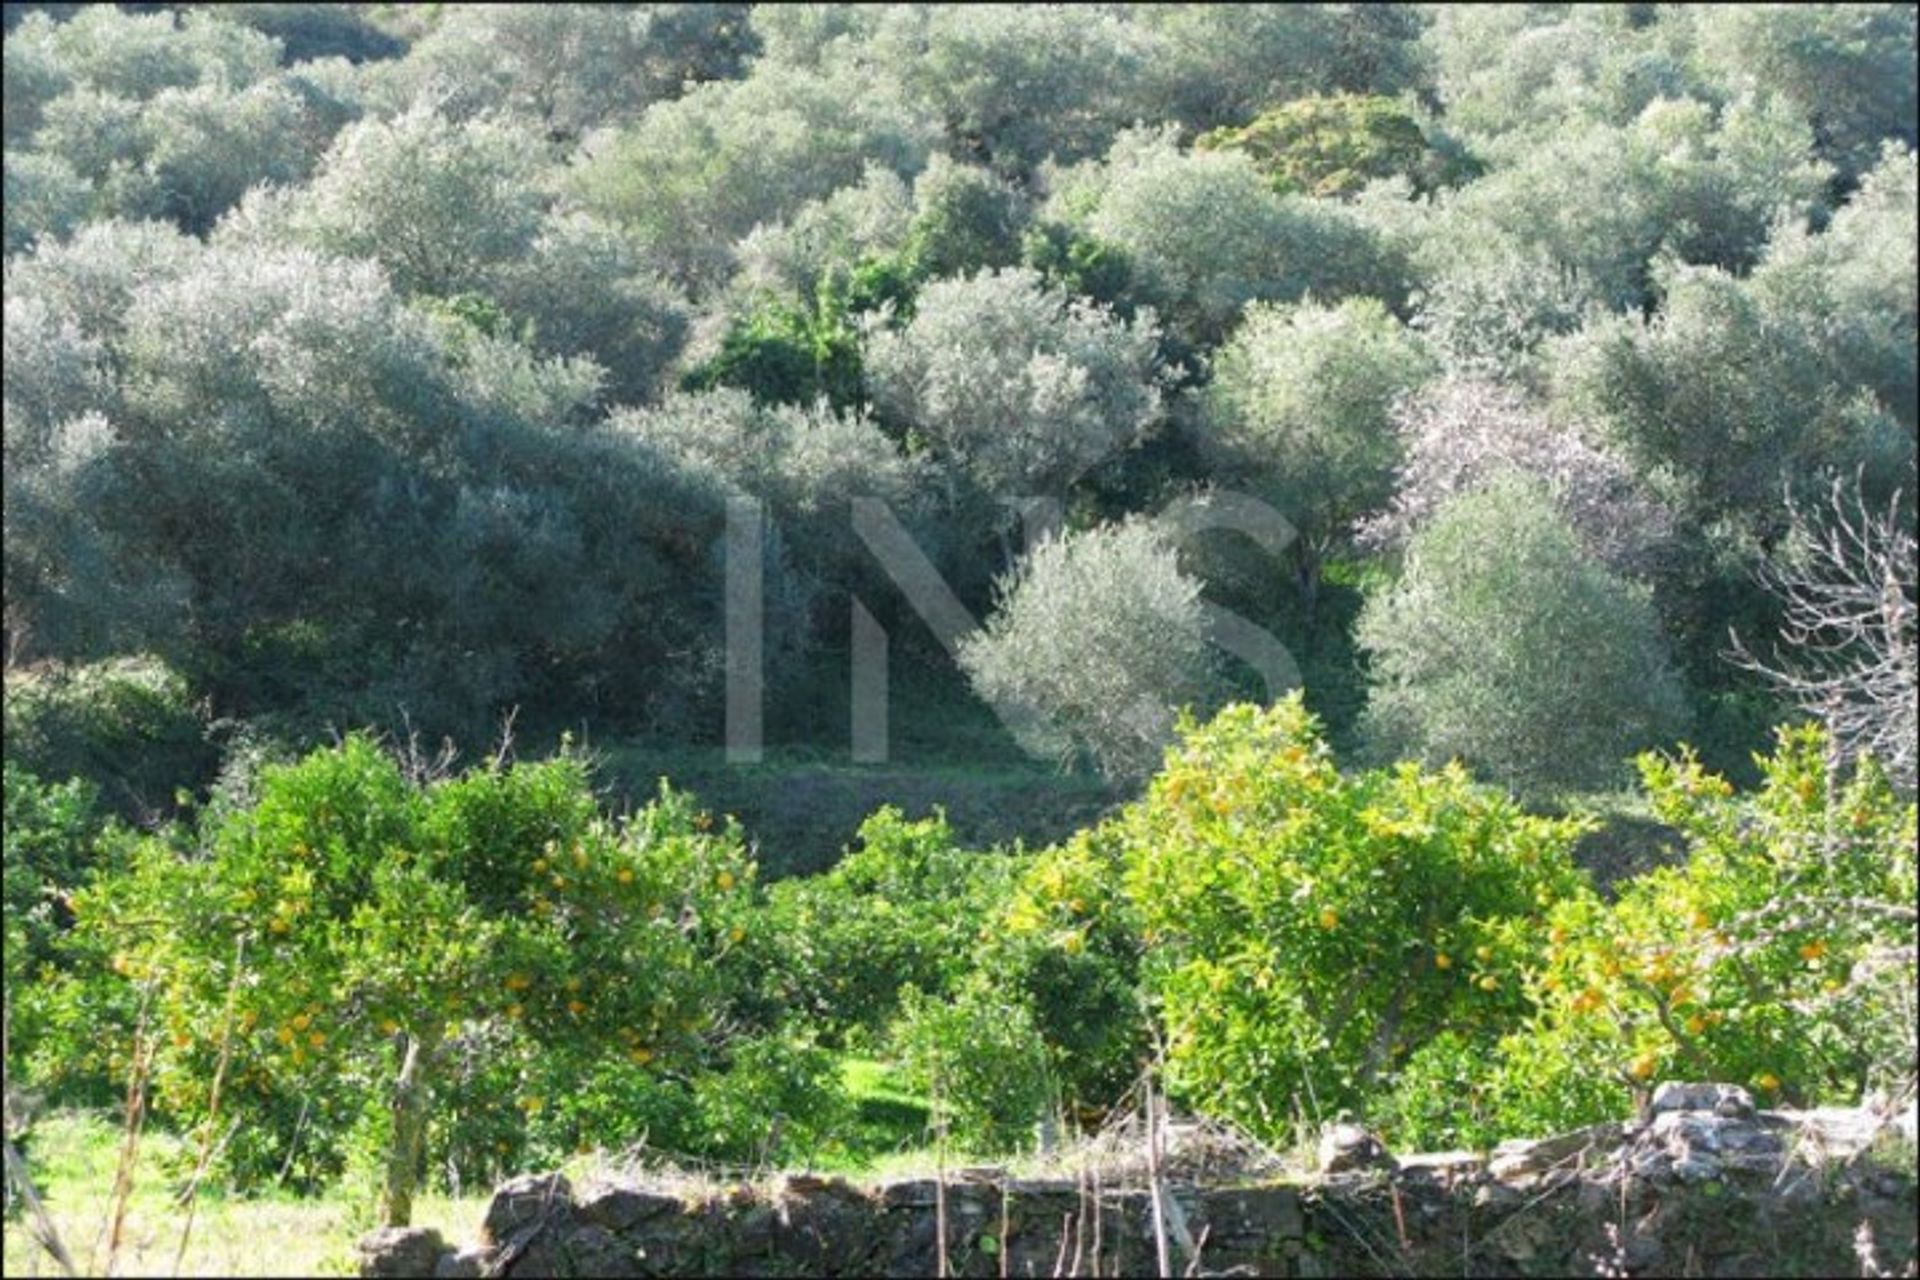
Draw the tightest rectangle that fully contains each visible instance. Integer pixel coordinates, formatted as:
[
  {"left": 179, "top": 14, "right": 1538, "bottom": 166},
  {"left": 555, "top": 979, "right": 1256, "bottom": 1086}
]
[
  {"left": 959, "top": 518, "right": 1222, "bottom": 783},
  {"left": 3, "top": 405, "right": 183, "bottom": 660},
  {"left": 570, "top": 58, "right": 934, "bottom": 291},
  {"left": 1132, "top": 3, "right": 1426, "bottom": 135},
  {"left": 733, "top": 165, "right": 915, "bottom": 303},
  {"left": 1683, "top": 3, "right": 1917, "bottom": 179},
  {"left": 488, "top": 211, "right": 691, "bottom": 407},
  {"left": 2, "top": 296, "right": 114, "bottom": 444},
  {"left": 864, "top": 266, "right": 1166, "bottom": 500},
  {"left": 3, "top": 218, "right": 202, "bottom": 345},
  {"left": 2, "top": 152, "right": 91, "bottom": 256},
  {"left": 612, "top": 388, "right": 929, "bottom": 590},
  {"left": 1359, "top": 377, "right": 1676, "bottom": 577},
  {"left": 1442, "top": 96, "right": 1830, "bottom": 311},
  {"left": 120, "top": 245, "right": 452, "bottom": 451},
  {"left": 371, "top": 3, "right": 692, "bottom": 139},
  {"left": 1551, "top": 259, "right": 1910, "bottom": 524},
  {"left": 1426, "top": 5, "right": 1705, "bottom": 143},
  {"left": 747, "top": 3, "right": 883, "bottom": 68},
  {"left": 1409, "top": 237, "right": 1597, "bottom": 383},
  {"left": 28, "top": 87, "right": 146, "bottom": 207},
  {"left": 1201, "top": 297, "right": 1435, "bottom": 561},
  {"left": 11, "top": 5, "right": 281, "bottom": 102},
  {"left": 862, "top": 4, "right": 1149, "bottom": 173},
  {"left": 1750, "top": 145, "right": 1918, "bottom": 426},
  {"left": 900, "top": 152, "right": 1028, "bottom": 278},
  {"left": 283, "top": 104, "right": 549, "bottom": 297},
  {"left": 3, "top": 22, "right": 72, "bottom": 143},
  {"left": 1048, "top": 127, "right": 1407, "bottom": 341},
  {"left": 122, "top": 79, "right": 320, "bottom": 233},
  {"left": 1358, "top": 473, "right": 1689, "bottom": 797},
  {"left": 27, "top": 71, "right": 354, "bottom": 234}
]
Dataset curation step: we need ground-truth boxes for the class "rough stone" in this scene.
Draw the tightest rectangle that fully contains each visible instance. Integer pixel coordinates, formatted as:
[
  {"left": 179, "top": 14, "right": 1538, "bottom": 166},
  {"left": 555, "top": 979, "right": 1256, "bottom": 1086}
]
[
  {"left": 1317, "top": 1123, "right": 1394, "bottom": 1174},
  {"left": 356, "top": 1227, "right": 445, "bottom": 1279},
  {"left": 482, "top": 1172, "right": 573, "bottom": 1247},
  {"left": 386, "top": 1090, "right": 1916, "bottom": 1279},
  {"left": 573, "top": 1182, "right": 682, "bottom": 1233},
  {"left": 431, "top": 1247, "right": 491, "bottom": 1279},
  {"left": 1650, "top": 1081, "right": 1755, "bottom": 1119}
]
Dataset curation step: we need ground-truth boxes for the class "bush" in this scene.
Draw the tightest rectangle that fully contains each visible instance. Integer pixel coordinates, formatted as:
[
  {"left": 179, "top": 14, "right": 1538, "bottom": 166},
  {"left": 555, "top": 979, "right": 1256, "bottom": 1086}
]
[
  {"left": 1358, "top": 474, "right": 1690, "bottom": 798},
  {"left": 959, "top": 519, "right": 1222, "bottom": 783},
  {"left": 62, "top": 737, "right": 757, "bottom": 1224},
  {"left": 753, "top": 808, "right": 1018, "bottom": 1039},
  {"left": 1470, "top": 726, "right": 1918, "bottom": 1143},
  {"left": 1118, "top": 698, "right": 1590, "bottom": 1143},
  {"left": 893, "top": 978, "right": 1052, "bottom": 1155},
  {"left": 3, "top": 656, "right": 214, "bottom": 816}
]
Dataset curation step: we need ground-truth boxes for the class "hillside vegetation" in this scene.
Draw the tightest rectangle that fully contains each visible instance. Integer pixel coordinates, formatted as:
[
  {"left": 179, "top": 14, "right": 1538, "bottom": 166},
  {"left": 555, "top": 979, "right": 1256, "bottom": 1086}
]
[{"left": 3, "top": 1, "right": 1915, "bottom": 1262}]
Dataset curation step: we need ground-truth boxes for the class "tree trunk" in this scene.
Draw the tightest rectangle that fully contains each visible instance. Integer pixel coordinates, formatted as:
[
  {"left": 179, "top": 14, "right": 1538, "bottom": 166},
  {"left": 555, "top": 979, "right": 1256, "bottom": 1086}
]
[
  {"left": 1294, "top": 541, "right": 1323, "bottom": 627},
  {"left": 380, "top": 1025, "right": 442, "bottom": 1228}
]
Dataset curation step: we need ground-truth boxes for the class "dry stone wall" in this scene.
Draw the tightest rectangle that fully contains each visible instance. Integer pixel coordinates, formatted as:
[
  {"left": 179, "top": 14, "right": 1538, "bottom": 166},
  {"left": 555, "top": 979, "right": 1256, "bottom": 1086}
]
[{"left": 359, "top": 1084, "right": 1918, "bottom": 1278}]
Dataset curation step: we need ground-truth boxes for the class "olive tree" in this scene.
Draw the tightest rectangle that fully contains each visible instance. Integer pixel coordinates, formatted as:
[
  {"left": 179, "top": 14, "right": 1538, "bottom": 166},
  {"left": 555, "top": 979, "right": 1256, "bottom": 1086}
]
[
  {"left": 1047, "top": 127, "right": 1407, "bottom": 342},
  {"left": 570, "top": 58, "right": 933, "bottom": 290},
  {"left": 959, "top": 519, "right": 1222, "bottom": 783},
  {"left": 279, "top": 104, "right": 549, "bottom": 297},
  {"left": 1200, "top": 297, "right": 1435, "bottom": 611},
  {"left": 864, "top": 266, "right": 1165, "bottom": 508},
  {"left": 1358, "top": 473, "right": 1689, "bottom": 797}
]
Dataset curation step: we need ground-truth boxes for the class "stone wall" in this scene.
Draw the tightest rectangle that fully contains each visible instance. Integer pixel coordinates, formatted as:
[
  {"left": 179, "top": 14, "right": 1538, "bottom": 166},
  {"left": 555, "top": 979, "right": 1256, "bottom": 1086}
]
[{"left": 360, "top": 1084, "right": 1917, "bottom": 1278}]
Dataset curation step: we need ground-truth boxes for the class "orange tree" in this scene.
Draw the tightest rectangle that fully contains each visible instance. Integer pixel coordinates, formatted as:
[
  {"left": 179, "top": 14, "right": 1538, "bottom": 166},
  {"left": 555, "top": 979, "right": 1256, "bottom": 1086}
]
[
  {"left": 1112, "top": 697, "right": 1590, "bottom": 1142},
  {"left": 1480, "top": 725, "right": 1917, "bottom": 1140},
  {"left": 68, "top": 735, "right": 753, "bottom": 1226}
]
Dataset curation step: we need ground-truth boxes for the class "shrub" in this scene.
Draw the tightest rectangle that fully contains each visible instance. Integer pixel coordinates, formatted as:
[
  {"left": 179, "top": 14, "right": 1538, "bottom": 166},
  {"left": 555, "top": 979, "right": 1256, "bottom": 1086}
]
[
  {"left": 893, "top": 978, "right": 1053, "bottom": 1155},
  {"left": 1358, "top": 474, "right": 1690, "bottom": 797},
  {"left": 753, "top": 808, "right": 1018, "bottom": 1039},
  {"left": 64, "top": 738, "right": 756, "bottom": 1225},
  {"left": 1475, "top": 727, "right": 1918, "bottom": 1141},
  {"left": 1048, "top": 127, "right": 1409, "bottom": 342},
  {"left": 2, "top": 656, "right": 214, "bottom": 816},
  {"left": 1117, "top": 698, "right": 1591, "bottom": 1143},
  {"left": 959, "top": 519, "right": 1222, "bottom": 783}
]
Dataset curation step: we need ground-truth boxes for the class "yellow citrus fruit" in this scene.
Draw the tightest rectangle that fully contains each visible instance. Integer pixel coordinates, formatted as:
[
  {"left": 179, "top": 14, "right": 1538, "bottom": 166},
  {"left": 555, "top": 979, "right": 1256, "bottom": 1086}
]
[
  {"left": 507, "top": 1003, "right": 524, "bottom": 1020},
  {"left": 308, "top": 1032, "right": 326, "bottom": 1049},
  {"left": 1475, "top": 946, "right": 1493, "bottom": 962},
  {"left": 269, "top": 918, "right": 290, "bottom": 935},
  {"left": 1318, "top": 909, "right": 1339, "bottom": 930},
  {"left": 1478, "top": 975, "right": 1499, "bottom": 992},
  {"left": 551, "top": 875, "right": 566, "bottom": 890},
  {"left": 567, "top": 1000, "right": 587, "bottom": 1016},
  {"left": 532, "top": 857, "right": 549, "bottom": 874},
  {"left": 1755, "top": 1072, "right": 1781, "bottom": 1093},
  {"left": 506, "top": 974, "right": 531, "bottom": 991},
  {"left": 291, "top": 1013, "right": 311, "bottom": 1031},
  {"left": 1798, "top": 940, "right": 1827, "bottom": 962},
  {"left": 728, "top": 925, "right": 746, "bottom": 943},
  {"left": 381, "top": 1019, "right": 400, "bottom": 1035},
  {"left": 629, "top": 1048, "right": 652, "bottom": 1066},
  {"left": 1684, "top": 1014, "right": 1708, "bottom": 1036},
  {"left": 717, "top": 870, "right": 736, "bottom": 891},
  {"left": 1434, "top": 952, "right": 1452, "bottom": 970},
  {"left": 617, "top": 869, "right": 634, "bottom": 885},
  {"left": 1630, "top": 1053, "right": 1658, "bottom": 1081}
]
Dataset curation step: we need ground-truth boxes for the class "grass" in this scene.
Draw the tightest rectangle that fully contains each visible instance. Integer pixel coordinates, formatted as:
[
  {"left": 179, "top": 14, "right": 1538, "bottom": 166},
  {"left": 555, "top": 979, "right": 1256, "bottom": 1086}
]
[{"left": 4, "top": 1112, "right": 488, "bottom": 1278}]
